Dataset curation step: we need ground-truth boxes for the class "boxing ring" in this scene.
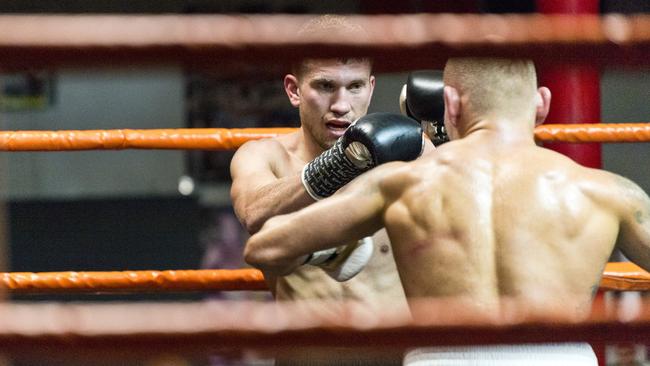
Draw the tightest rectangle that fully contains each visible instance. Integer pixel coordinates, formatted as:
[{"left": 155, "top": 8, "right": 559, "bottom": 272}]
[{"left": 1, "top": 12, "right": 650, "bottom": 363}]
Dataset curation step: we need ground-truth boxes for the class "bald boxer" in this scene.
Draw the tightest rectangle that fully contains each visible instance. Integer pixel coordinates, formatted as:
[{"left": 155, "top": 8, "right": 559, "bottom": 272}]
[
  {"left": 230, "top": 15, "right": 434, "bottom": 366},
  {"left": 246, "top": 58, "right": 650, "bottom": 365}
]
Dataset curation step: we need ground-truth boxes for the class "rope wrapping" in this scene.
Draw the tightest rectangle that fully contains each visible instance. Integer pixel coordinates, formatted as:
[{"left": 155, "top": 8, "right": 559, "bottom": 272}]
[
  {"left": 600, "top": 262, "right": 650, "bottom": 291},
  {"left": 537, "top": 123, "right": 650, "bottom": 143},
  {"left": 0, "top": 128, "right": 296, "bottom": 151},
  {"left": 0, "top": 262, "right": 646, "bottom": 294},
  {"left": 0, "top": 124, "right": 649, "bottom": 151},
  {"left": 3, "top": 269, "right": 267, "bottom": 293}
]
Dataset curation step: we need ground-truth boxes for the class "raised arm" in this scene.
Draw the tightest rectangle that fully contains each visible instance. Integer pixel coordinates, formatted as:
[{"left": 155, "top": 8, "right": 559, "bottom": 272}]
[
  {"left": 230, "top": 112, "right": 426, "bottom": 234},
  {"left": 614, "top": 175, "right": 650, "bottom": 272},
  {"left": 244, "top": 164, "right": 395, "bottom": 276},
  {"left": 230, "top": 139, "right": 314, "bottom": 234}
]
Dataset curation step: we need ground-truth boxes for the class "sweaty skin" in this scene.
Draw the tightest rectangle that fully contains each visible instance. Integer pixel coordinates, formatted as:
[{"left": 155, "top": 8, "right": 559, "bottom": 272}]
[
  {"left": 246, "top": 125, "right": 650, "bottom": 321},
  {"left": 233, "top": 133, "right": 406, "bottom": 306},
  {"left": 384, "top": 134, "right": 622, "bottom": 317},
  {"left": 231, "top": 59, "right": 433, "bottom": 310}
]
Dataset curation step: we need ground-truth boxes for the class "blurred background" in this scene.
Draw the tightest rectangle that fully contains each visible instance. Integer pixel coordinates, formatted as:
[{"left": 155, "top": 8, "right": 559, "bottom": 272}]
[{"left": 0, "top": 1, "right": 648, "bottom": 364}]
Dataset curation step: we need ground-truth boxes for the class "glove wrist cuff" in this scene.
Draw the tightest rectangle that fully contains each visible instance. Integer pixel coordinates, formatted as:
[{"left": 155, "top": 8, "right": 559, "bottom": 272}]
[
  {"left": 303, "top": 248, "right": 338, "bottom": 266},
  {"left": 301, "top": 164, "right": 324, "bottom": 201}
]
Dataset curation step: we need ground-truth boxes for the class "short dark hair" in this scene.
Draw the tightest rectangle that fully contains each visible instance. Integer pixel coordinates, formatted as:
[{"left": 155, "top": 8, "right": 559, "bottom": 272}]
[
  {"left": 290, "top": 15, "right": 373, "bottom": 79},
  {"left": 291, "top": 58, "right": 373, "bottom": 80}
]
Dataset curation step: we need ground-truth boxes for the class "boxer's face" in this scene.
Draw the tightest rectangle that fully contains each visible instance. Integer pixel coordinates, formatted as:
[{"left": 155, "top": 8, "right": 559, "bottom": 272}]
[{"left": 291, "top": 59, "right": 375, "bottom": 150}]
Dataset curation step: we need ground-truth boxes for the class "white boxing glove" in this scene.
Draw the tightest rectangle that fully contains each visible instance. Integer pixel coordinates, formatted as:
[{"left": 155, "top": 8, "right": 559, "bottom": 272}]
[{"left": 303, "top": 237, "right": 374, "bottom": 282}]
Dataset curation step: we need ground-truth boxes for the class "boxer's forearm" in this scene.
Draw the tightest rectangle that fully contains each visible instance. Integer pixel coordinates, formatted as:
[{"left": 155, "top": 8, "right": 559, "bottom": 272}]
[
  {"left": 244, "top": 210, "right": 321, "bottom": 276},
  {"left": 244, "top": 186, "right": 384, "bottom": 276}
]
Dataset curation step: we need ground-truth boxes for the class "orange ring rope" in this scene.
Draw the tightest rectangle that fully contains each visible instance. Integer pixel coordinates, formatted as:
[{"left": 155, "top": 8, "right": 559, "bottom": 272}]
[
  {"left": 1, "top": 262, "right": 646, "bottom": 294},
  {"left": 601, "top": 262, "right": 650, "bottom": 291},
  {"left": 3, "top": 268, "right": 267, "bottom": 294},
  {"left": 537, "top": 123, "right": 650, "bottom": 143},
  {"left": 0, "top": 124, "right": 648, "bottom": 151},
  {"left": 1, "top": 14, "right": 650, "bottom": 70},
  {"left": 0, "top": 128, "right": 296, "bottom": 151}
]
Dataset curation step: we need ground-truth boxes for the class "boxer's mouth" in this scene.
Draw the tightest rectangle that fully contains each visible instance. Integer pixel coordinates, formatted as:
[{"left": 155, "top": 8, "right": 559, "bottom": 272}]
[{"left": 326, "top": 120, "right": 351, "bottom": 131}]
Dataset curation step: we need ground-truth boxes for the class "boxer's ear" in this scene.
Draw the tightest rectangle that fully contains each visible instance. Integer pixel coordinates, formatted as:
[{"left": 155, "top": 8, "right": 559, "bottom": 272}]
[
  {"left": 443, "top": 86, "right": 460, "bottom": 129},
  {"left": 535, "top": 87, "right": 551, "bottom": 126},
  {"left": 284, "top": 74, "right": 301, "bottom": 107}
]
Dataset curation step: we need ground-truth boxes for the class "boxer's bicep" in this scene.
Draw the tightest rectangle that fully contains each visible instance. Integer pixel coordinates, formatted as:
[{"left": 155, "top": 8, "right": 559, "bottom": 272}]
[
  {"left": 616, "top": 177, "right": 650, "bottom": 272},
  {"left": 231, "top": 139, "right": 313, "bottom": 234}
]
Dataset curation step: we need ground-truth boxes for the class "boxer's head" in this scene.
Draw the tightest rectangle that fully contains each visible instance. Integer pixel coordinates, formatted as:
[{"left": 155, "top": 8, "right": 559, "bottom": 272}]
[
  {"left": 442, "top": 58, "right": 550, "bottom": 139},
  {"left": 284, "top": 15, "right": 375, "bottom": 150}
]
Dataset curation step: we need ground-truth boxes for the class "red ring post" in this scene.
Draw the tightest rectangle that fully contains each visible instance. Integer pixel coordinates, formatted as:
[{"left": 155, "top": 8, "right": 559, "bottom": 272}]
[
  {"left": 537, "top": 0, "right": 602, "bottom": 169},
  {"left": 536, "top": 0, "right": 603, "bottom": 363}
]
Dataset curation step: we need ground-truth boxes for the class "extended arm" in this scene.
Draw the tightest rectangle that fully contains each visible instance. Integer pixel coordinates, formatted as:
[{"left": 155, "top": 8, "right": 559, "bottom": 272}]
[
  {"left": 236, "top": 114, "right": 423, "bottom": 281},
  {"left": 231, "top": 113, "right": 425, "bottom": 234},
  {"left": 244, "top": 165, "right": 393, "bottom": 276},
  {"left": 615, "top": 176, "right": 650, "bottom": 272}
]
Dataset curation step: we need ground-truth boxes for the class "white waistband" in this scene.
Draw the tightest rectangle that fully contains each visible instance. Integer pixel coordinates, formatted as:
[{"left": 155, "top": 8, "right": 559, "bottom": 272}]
[{"left": 403, "top": 343, "right": 597, "bottom": 366}]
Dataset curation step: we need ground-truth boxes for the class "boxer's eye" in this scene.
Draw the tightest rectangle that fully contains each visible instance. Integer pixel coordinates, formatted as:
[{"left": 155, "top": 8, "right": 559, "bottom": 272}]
[
  {"left": 314, "top": 81, "right": 335, "bottom": 92},
  {"left": 348, "top": 82, "right": 364, "bottom": 93}
]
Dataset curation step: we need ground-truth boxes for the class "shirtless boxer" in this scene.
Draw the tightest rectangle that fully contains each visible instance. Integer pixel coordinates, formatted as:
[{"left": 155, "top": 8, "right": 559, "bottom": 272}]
[
  {"left": 230, "top": 15, "right": 434, "bottom": 365},
  {"left": 245, "top": 58, "right": 650, "bottom": 365}
]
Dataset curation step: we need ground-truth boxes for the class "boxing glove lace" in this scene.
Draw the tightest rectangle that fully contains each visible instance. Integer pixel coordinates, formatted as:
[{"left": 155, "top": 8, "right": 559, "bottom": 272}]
[{"left": 301, "top": 112, "right": 423, "bottom": 200}]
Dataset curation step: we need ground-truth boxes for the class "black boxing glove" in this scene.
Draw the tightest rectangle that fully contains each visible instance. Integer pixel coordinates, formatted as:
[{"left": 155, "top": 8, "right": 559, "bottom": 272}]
[
  {"left": 301, "top": 112, "right": 423, "bottom": 200},
  {"left": 399, "top": 70, "right": 448, "bottom": 146}
]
